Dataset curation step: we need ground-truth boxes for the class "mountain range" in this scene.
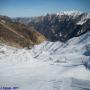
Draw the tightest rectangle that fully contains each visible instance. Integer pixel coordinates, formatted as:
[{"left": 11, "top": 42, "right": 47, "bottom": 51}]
[
  {"left": 0, "top": 11, "right": 90, "bottom": 48},
  {"left": 14, "top": 11, "right": 90, "bottom": 42},
  {"left": 0, "top": 11, "right": 90, "bottom": 90}
]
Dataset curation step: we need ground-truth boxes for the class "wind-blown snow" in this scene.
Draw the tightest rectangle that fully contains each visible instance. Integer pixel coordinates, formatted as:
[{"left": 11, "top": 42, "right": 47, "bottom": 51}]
[{"left": 0, "top": 32, "right": 90, "bottom": 90}]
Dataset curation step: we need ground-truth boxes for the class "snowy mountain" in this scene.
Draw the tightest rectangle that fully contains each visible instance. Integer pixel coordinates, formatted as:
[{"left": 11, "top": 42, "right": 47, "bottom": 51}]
[
  {"left": 14, "top": 11, "right": 90, "bottom": 42},
  {"left": 0, "top": 31, "right": 90, "bottom": 90},
  {"left": 56, "top": 10, "right": 82, "bottom": 16},
  {"left": 0, "top": 11, "right": 90, "bottom": 90}
]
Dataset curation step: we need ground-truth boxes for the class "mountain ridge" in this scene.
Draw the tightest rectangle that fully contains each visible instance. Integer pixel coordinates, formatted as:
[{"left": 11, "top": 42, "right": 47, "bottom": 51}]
[
  {"left": 14, "top": 11, "right": 90, "bottom": 42},
  {"left": 0, "top": 16, "right": 46, "bottom": 48}
]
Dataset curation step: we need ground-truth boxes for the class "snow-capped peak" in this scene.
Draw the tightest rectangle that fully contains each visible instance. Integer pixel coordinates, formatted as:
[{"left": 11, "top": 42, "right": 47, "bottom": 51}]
[
  {"left": 77, "top": 13, "right": 90, "bottom": 25},
  {"left": 57, "top": 10, "right": 82, "bottom": 16}
]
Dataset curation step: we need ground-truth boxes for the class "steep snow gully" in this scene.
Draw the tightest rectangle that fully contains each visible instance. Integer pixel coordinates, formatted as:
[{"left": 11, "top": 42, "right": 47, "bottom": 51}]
[{"left": 0, "top": 31, "right": 90, "bottom": 90}]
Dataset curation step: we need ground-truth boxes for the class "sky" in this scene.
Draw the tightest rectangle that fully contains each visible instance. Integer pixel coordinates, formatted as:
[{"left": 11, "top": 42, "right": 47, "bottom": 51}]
[{"left": 0, "top": 0, "right": 90, "bottom": 17}]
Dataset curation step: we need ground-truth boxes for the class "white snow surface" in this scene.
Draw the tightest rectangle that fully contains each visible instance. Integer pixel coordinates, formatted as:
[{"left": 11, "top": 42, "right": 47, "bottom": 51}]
[{"left": 0, "top": 32, "right": 90, "bottom": 90}]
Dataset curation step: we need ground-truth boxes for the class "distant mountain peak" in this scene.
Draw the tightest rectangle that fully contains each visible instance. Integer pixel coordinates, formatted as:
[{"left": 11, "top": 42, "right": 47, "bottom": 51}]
[{"left": 56, "top": 10, "right": 82, "bottom": 16}]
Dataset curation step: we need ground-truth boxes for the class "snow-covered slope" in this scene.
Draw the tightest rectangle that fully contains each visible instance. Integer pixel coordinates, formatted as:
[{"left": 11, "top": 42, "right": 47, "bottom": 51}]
[
  {"left": 77, "top": 13, "right": 90, "bottom": 25},
  {"left": 31, "top": 31, "right": 90, "bottom": 65},
  {"left": 0, "top": 32, "right": 90, "bottom": 90}
]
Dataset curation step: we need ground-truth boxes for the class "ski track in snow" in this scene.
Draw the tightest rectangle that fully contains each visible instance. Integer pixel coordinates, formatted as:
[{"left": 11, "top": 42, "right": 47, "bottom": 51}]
[{"left": 0, "top": 32, "right": 90, "bottom": 90}]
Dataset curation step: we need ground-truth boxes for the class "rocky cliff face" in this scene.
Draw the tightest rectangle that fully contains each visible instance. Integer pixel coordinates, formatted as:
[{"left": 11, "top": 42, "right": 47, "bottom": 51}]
[{"left": 14, "top": 11, "right": 90, "bottom": 42}]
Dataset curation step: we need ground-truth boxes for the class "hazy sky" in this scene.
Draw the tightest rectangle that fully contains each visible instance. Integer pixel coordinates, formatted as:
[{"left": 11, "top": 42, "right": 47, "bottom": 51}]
[{"left": 0, "top": 0, "right": 90, "bottom": 17}]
